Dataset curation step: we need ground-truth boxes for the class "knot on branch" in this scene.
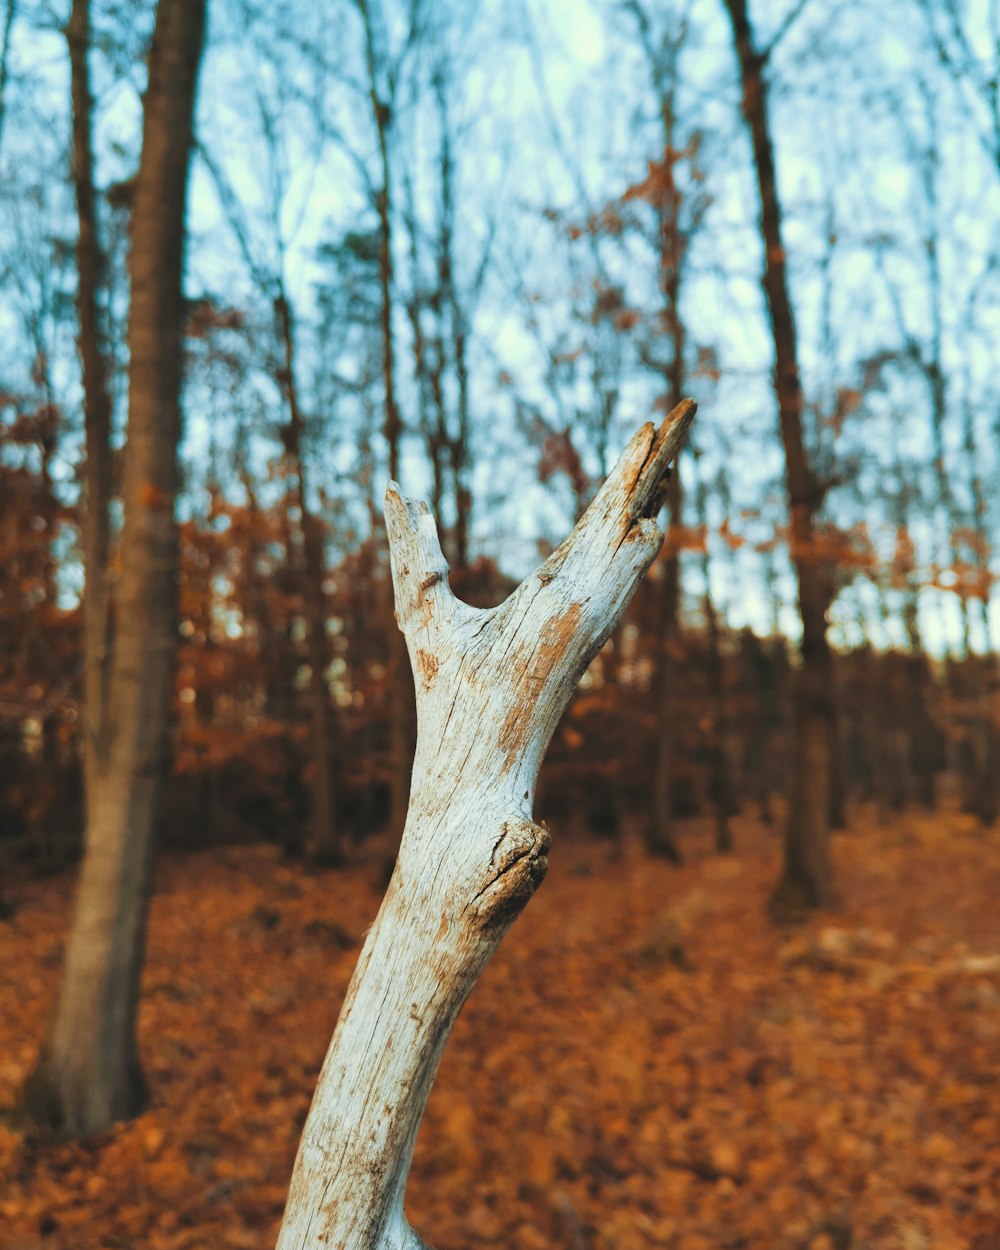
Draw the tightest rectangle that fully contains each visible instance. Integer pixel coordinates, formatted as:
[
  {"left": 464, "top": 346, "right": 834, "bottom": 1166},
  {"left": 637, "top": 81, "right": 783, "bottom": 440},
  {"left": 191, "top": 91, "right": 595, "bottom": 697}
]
[{"left": 467, "top": 818, "right": 551, "bottom": 935}]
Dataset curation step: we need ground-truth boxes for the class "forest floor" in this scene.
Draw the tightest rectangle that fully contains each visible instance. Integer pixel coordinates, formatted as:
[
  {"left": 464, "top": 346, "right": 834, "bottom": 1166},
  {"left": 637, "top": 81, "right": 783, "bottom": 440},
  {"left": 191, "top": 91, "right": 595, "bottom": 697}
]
[{"left": 1, "top": 803, "right": 999, "bottom": 1250}]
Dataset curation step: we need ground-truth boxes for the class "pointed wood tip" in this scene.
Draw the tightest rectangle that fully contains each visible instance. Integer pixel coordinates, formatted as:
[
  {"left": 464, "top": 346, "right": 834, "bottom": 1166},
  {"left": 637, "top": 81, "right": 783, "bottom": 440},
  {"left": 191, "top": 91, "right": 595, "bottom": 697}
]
[
  {"left": 635, "top": 399, "right": 697, "bottom": 519},
  {"left": 384, "top": 483, "right": 434, "bottom": 537},
  {"left": 384, "top": 481, "right": 403, "bottom": 518},
  {"left": 655, "top": 398, "right": 697, "bottom": 454}
]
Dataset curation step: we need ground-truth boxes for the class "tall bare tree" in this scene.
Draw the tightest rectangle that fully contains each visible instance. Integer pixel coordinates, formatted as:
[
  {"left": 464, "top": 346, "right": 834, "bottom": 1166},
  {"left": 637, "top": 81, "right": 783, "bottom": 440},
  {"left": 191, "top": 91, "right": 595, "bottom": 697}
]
[
  {"left": 197, "top": 38, "right": 344, "bottom": 864},
  {"left": 694, "top": 450, "right": 734, "bottom": 852},
  {"left": 723, "top": 0, "right": 836, "bottom": 909},
  {"left": 0, "top": 0, "right": 16, "bottom": 157},
  {"left": 274, "top": 289, "right": 341, "bottom": 864},
  {"left": 626, "top": 2, "right": 690, "bottom": 861},
  {"left": 621, "top": 0, "right": 717, "bottom": 860},
  {"left": 401, "top": 54, "right": 482, "bottom": 576},
  {"left": 66, "top": 0, "right": 114, "bottom": 817},
  {"left": 355, "top": 0, "right": 422, "bottom": 856},
  {"left": 21, "top": 0, "right": 207, "bottom": 1134}
]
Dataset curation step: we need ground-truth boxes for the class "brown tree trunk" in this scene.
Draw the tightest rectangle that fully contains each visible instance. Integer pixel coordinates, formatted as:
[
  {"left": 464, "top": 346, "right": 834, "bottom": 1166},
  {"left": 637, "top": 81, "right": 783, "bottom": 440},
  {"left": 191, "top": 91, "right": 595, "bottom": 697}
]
[
  {"left": 694, "top": 454, "right": 733, "bottom": 853},
  {"left": 723, "top": 0, "right": 834, "bottom": 910},
  {"left": 359, "top": 1, "right": 410, "bottom": 855},
  {"left": 648, "top": 465, "right": 683, "bottom": 861},
  {"left": 646, "top": 113, "right": 687, "bottom": 862},
  {"left": 274, "top": 293, "right": 340, "bottom": 866},
  {"left": 704, "top": 591, "right": 733, "bottom": 852},
  {"left": 738, "top": 629, "right": 774, "bottom": 822},
  {"left": 891, "top": 439, "right": 938, "bottom": 811},
  {"left": 827, "top": 688, "right": 846, "bottom": 829},
  {"left": 66, "top": 0, "right": 114, "bottom": 785},
  {"left": 0, "top": 0, "right": 17, "bottom": 157},
  {"left": 699, "top": 449, "right": 738, "bottom": 849},
  {"left": 958, "top": 393, "right": 997, "bottom": 825},
  {"left": 436, "top": 76, "right": 472, "bottom": 574},
  {"left": 21, "top": 0, "right": 206, "bottom": 1135}
]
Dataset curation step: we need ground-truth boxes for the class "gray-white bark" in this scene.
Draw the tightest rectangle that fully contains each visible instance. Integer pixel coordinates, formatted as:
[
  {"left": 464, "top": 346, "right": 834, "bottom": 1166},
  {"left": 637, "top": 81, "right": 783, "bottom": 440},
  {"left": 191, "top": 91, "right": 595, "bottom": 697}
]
[{"left": 276, "top": 400, "right": 696, "bottom": 1250}]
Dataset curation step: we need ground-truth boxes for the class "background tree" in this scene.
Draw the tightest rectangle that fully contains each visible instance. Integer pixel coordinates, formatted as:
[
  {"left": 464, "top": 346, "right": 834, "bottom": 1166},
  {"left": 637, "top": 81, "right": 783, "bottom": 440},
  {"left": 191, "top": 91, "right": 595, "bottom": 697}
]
[
  {"left": 620, "top": 0, "right": 704, "bottom": 861},
  {"left": 355, "top": 0, "right": 421, "bottom": 855},
  {"left": 20, "top": 0, "right": 207, "bottom": 1134},
  {"left": 66, "top": 0, "right": 114, "bottom": 863},
  {"left": 723, "top": 0, "right": 838, "bottom": 910}
]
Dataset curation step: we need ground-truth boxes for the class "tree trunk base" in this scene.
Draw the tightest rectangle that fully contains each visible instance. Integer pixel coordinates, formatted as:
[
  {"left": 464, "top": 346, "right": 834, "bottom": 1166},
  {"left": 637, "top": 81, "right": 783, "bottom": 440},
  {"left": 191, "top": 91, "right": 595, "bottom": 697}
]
[
  {"left": 645, "top": 831, "right": 684, "bottom": 864},
  {"left": 18, "top": 1050, "right": 147, "bottom": 1137},
  {"left": 768, "top": 868, "right": 833, "bottom": 923},
  {"left": 310, "top": 842, "right": 348, "bottom": 870}
]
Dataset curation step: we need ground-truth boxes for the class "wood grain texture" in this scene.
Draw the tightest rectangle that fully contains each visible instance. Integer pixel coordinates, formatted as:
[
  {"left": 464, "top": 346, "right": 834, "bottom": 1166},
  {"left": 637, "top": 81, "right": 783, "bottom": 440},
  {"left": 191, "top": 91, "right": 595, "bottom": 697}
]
[{"left": 276, "top": 401, "right": 695, "bottom": 1250}]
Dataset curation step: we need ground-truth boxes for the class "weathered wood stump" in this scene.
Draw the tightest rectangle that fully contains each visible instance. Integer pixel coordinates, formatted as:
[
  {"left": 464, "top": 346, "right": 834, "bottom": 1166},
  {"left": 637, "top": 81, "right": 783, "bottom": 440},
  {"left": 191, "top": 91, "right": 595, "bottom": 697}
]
[{"left": 276, "top": 401, "right": 696, "bottom": 1250}]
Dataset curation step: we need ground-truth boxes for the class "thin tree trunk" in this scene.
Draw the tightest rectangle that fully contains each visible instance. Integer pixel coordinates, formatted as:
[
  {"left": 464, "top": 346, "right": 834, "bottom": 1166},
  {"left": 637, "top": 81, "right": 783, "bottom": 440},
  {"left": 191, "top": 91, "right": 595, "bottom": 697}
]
[
  {"left": 435, "top": 75, "right": 472, "bottom": 574},
  {"left": 703, "top": 591, "right": 732, "bottom": 852},
  {"left": 276, "top": 403, "right": 695, "bottom": 1250},
  {"left": 646, "top": 109, "right": 687, "bottom": 861},
  {"left": 739, "top": 628, "right": 774, "bottom": 822},
  {"left": 0, "top": 0, "right": 17, "bottom": 158},
  {"left": 359, "top": 3, "right": 410, "bottom": 854},
  {"left": 886, "top": 426, "right": 938, "bottom": 810},
  {"left": 693, "top": 459, "right": 732, "bottom": 853},
  {"left": 274, "top": 292, "right": 340, "bottom": 866},
  {"left": 723, "top": 0, "right": 834, "bottom": 910},
  {"left": 648, "top": 466, "right": 683, "bottom": 861},
  {"left": 852, "top": 644, "right": 879, "bottom": 806},
  {"left": 827, "top": 687, "right": 846, "bottom": 829},
  {"left": 66, "top": 0, "right": 114, "bottom": 783},
  {"left": 21, "top": 0, "right": 206, "bottom": 1135},
  {"left": 701, "top": 446, "right": 740, "bottom": 845},
  {"left": 399, "top": 178, "right": 447, "bottom": 545},
  {"left": 958, "top": 392, "right": 997, "bottom": 823}
]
